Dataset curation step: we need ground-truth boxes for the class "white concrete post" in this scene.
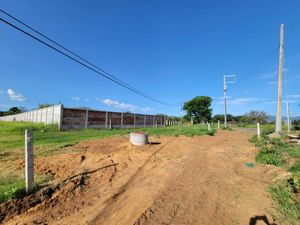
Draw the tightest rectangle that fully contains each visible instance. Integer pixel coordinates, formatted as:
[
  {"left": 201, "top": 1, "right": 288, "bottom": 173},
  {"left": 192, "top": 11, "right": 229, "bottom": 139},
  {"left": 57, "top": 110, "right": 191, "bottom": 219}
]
[
  {"left": 109, "top": 118, "right": 112, "bottom": 130},
  {"left": 121, "top": 112, "right": 124, "bottom": 128},
  {"left": 257, "top": 123, "right": 260, "bottom": 139},
  {"left": 85, "top": 109, "right": 89, "bottom": 129},
  {"left": 218, "top": 120, "right": 220, "bottom": 129},
  {"left": 153, "top": 116, "right": 155, "bottom": 127},
  {"left": 208, "top": 123, "right": 211, "bottom": 131},
  {"left": 134, "top": 114, "right": 136, "bottom": 128},
  {"left": 25, "top": 129, "right": 34, "bottom": 193},
  {"left": 155, "top": 121, "right": 158, "bottom": 128},
  {"left": 144, "top": 115, "right": 146, "bottom": 127},
  {"left": 105, "top": 112, "right": 108, "bottom": 129}
]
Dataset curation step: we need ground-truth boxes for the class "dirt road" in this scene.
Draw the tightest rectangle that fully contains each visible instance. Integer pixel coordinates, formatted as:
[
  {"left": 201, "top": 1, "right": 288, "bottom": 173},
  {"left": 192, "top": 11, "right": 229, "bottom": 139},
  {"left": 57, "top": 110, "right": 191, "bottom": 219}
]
[{"left": 2, "top": 131, "right": 279, "bottom": 225}]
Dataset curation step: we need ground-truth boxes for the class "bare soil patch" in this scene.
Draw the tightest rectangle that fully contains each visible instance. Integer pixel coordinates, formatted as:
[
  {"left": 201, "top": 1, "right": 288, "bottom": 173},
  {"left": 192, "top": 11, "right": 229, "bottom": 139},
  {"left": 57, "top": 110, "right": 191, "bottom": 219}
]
[{"left": 1, "top": 131, "right": 279, "bottom": 225}]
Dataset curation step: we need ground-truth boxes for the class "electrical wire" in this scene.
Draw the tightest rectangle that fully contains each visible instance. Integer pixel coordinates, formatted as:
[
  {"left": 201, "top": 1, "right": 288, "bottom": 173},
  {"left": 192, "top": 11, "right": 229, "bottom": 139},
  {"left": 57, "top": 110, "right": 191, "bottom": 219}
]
[{"left": 0, "top": 13, "right": 176, "bottom": 106}]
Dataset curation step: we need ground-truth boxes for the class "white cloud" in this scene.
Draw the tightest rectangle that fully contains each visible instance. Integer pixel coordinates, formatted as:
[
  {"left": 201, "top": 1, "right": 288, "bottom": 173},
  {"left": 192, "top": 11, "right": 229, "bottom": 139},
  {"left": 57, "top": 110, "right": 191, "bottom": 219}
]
[
  {"left": 215, "top": 97, "right": 259, "bottom": 106},
  {"left": 259, "top": 71, "right": 277, "bottom": 80},
  {"left": 287, "top": 94, "right": 300, "bottom": 99},
  {"left": 7, "top": 89, "right": 26, "bottom": 101},
  {"left": 71, "top": 96, "right": 80, "bottom": 101},
  {"left": 101, "top": 98, "right": 153, "bottom": 113},
  {"left": 84, "top": 98, "right": 91, "bottom": 102},
  {"left": 95, "top": 98, "right": 100, "bottom": 102}
]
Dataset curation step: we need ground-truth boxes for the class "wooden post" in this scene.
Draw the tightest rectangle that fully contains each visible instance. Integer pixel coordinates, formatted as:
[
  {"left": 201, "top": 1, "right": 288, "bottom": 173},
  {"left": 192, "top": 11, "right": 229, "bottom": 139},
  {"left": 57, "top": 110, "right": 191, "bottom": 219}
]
[
  {"left": 25, "top": 129, "right": 34, "bottom": 193},
  {"left": 257, "top": 123, "right": 260, "bottom": 139}
]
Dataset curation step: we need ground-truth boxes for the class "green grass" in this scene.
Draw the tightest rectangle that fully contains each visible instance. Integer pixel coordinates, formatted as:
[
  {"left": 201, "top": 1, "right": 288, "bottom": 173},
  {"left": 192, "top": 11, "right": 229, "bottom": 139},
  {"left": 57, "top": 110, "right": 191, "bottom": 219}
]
[
  {"left": 269, "top": 180, "right": 300, "bottom": 225},
  {"left": 250, "top": 130, "right": 300, "bottom": 224},
  {"left": 0, "top": 122, "right": 214, "bottom": 160},
  {"left": 0, "top": 121, "right": 215, "bottom": 204}
]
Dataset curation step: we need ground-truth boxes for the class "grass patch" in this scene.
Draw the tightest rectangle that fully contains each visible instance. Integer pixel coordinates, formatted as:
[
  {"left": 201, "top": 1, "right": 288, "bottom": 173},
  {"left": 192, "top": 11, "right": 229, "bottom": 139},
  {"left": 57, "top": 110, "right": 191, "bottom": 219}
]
[
  {"left": 269, "top": 180, "right": 300, "bottom": 225},
  {"left": 250, "top": 129, "right": 300, "bottom": 224},
  {"left": 0, "top": 121, "right": 215, "bottom": 204}
]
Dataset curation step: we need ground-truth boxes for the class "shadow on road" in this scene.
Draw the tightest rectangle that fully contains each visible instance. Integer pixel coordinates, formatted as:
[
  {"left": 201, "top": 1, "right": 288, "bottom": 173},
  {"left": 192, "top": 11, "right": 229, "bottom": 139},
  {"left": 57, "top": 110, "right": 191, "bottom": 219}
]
[{"left": 249, "top": 215, "right": 277, "bottom": 225}]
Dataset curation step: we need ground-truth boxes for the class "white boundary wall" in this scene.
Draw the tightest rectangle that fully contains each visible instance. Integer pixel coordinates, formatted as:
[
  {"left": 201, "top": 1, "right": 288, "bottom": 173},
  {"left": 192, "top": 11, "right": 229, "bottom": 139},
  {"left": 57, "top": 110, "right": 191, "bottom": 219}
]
[{"left": 0, "top": 104, "right": 62, "bottom": 127}]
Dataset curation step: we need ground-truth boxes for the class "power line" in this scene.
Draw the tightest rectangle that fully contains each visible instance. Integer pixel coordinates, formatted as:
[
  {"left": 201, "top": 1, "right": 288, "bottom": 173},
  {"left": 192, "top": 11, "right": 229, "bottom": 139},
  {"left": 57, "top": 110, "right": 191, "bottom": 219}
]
[
  {"left": 0, "top": 13, "right": 176, "bottom": 106},
  {"left": 0, "top": 9, "right": 149, "bottom": 99},
  {"left": 239, "top": 45, "right": 279, "bottom": 81}
]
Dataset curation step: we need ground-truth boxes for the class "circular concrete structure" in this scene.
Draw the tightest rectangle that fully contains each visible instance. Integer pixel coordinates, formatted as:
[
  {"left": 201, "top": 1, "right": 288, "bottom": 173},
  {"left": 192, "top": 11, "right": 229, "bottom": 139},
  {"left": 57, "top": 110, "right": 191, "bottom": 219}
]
[{"left": 130, "top": 132, "right": 148, "bottom": 146}]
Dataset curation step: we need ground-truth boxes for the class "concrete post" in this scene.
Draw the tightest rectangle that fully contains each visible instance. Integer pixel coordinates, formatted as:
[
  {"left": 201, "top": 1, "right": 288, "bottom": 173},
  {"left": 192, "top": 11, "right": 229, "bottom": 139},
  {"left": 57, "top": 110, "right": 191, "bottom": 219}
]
[
  {"left": 105, "top": 112, "right": 108, "bottom": 129},
  {"left": 25, "top": 129, "right": 34, "bottom": 193},
  {"left": 208, "top": 123, "right": 211, "bottom": 131},
  {"left": 257, "top": 123, "right": 260, "bottom": 139},
  {"left": 155, "top": 121, "right": 158, "bottom": 128},
  {"left": 121, "top": 112, "right": 124, "bottom": 128},
  {"left": 85, "top": 109, "right": 89, "bottom": 129},
  {"left": 218, "top": 120, "right": 220, "bottom": 129},
  {"left": 109, "top": 118, "right": 112, "bottom": 130},
  {"left": 144, "top": 115, "right": 146, "bottom": 127},
  {"left": 134, "top": 114, "right": 136, "bottom": 128}
]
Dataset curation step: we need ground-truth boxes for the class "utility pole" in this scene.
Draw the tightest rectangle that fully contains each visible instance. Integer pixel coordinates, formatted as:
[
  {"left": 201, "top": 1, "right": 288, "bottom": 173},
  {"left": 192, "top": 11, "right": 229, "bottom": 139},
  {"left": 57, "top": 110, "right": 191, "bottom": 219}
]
[
  {"left": 275, "top": 24, "right": 284, "bottom": 133},
  {"left": 286, "top": 102, "right": 291, "bottom": 132},
  {"left": 224, "top": 76, "right": 228, "bottom": 128},
  {"left": 223, "top": 75, "right": 236, "bottom": 128}
]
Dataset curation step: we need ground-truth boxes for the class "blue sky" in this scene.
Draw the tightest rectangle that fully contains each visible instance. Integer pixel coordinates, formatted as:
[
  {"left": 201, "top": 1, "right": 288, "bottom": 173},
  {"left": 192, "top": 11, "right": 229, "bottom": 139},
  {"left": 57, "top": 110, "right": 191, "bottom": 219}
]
[{"left": 0, "top": 0, "right": 300, "bottom": 117}]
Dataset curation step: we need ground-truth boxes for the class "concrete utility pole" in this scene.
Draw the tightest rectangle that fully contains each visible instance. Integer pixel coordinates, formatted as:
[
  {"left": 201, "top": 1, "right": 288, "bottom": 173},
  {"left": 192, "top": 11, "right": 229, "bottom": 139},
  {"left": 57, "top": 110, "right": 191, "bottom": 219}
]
[
  {"left": 223, "top": 75, "right": 236, "bottom": 128},
  {"left": 224, "top": 76, "right": 228, "bottom": 128},
  {"left": 275, "top": 24, "right": 284, "bottom": 133}
]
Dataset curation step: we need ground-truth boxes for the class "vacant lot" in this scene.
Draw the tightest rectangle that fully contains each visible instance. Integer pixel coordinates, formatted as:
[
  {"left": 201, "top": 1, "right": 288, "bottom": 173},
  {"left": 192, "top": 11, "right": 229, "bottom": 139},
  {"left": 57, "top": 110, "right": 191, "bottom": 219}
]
[{"left": 0, "top": 123, "right": 281, "bottom": 225}]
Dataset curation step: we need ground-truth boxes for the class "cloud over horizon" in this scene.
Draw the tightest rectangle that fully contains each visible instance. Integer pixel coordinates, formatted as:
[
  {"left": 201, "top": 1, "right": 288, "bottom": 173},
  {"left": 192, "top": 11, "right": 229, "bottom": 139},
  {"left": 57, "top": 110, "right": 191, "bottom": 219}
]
[
  {"left": 101, "top": 98, "right": 153, "bottom": 113},
  {"left": 7, "top": 89, "right": 26, "bottom": 101}
]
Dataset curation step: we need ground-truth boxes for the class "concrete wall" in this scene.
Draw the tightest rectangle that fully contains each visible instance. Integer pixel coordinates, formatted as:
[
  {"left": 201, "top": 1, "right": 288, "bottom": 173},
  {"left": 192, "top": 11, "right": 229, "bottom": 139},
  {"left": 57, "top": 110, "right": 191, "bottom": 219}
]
[
  {"left": 0, "top": 104, "right": 62, "bottom": 127},
  {"left": 61, "top": 107, "right": 165, "bottom": 130},
  {"left": 0, "top": 104, "right": 165, "bottom": 130}
]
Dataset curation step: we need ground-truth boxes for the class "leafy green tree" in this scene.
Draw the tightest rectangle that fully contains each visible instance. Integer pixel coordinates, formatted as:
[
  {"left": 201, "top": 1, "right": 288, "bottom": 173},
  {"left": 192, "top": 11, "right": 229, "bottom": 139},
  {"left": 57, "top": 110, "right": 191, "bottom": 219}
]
[
  {"left": 212, "top": 114, "right": 235, "bottom": 123},
  {"left": 38, "top": 103, "right": 53, "bottom": 109},
  {"left": 183, "top": 96, "right": 212, "bottom": 123},
  {"left": 4, "top": 107, "right": 26, "bottom": 115},
  {"left": 241, "top": 111, "right": 269, "bottom": 124}
]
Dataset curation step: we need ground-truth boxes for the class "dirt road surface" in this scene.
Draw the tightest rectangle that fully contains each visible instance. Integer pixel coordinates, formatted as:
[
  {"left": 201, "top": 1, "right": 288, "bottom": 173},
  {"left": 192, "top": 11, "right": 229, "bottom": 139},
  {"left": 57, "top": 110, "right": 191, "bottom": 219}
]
[{"left": 2, "top": 130, "right": 279, "bottom": 225}]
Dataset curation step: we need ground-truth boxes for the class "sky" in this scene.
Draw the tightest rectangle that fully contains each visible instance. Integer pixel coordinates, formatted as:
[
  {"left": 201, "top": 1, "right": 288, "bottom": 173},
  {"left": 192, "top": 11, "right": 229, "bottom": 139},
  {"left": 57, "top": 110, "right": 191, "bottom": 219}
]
[{"left": 0, "top": 0, "right": 300, "bottom": 117}]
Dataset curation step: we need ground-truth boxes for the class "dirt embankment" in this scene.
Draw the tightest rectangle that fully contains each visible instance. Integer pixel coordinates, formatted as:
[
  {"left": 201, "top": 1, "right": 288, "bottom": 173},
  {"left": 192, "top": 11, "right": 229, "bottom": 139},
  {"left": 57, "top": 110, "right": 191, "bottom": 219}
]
[{"left": 1, "top": 131, "right": 280, "bottom": 225}]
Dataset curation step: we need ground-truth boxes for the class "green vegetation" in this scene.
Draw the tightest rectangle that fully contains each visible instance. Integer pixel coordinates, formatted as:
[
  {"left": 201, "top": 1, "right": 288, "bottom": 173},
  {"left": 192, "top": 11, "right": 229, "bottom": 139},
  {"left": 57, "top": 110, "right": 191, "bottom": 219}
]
[
  {"left": 250, "top": 129, "right": 300, "bottom": 224},
  {"left": 183, "top": 96, "right": 212, "bottom": 123},
  {"left": 0, "top": 121, "right": 215, "bottom": 204}
]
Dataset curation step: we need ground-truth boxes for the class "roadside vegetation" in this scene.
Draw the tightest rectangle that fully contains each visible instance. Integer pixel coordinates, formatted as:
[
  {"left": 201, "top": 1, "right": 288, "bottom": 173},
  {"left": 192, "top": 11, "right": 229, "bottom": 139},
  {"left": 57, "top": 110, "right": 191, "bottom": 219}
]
[
  {"left": 0, "top": 121, "right": 215, "bottom": 203},
  {"left": 250, "top": 128, "right": 300, "bottom": 225}
]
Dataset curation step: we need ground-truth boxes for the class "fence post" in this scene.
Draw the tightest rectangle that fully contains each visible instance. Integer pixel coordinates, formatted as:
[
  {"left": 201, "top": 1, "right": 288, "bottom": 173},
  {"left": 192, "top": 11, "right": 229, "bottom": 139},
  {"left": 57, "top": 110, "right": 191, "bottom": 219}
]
[
  {"left": 134, "top": 114, "right": 136, "bottom": 128},
  {"left": 85, "top": 109, "right": 89, "bottom": 129},
  {"left": 257, "top": 123, "right": 260, "bottom": 139},
  {"left": 155, "top": 121, "right": 158, "bottom": 128},
  {"left": 58, "top": 105, "right": 63, "bottom": 131},
  {"left": 25, "top": 129, "right": 34, "bottom": 193},
  {"left": 121, "top": 112, "right": 124, "bottom": 128},
  {"left": 144, "top": 115, "right": 146, "bottom": 127},
  {"left": 109, "top": 118, "right": 112, "bottom": 130},
  {"left": 208, "top": 123, "right": 211, "bottom": 131},
  {"left": 105, "top": 112, "right": 108, "bottom": 129},
  {"left": 218, "top": 120, "right": 220, "bottom": 129}
]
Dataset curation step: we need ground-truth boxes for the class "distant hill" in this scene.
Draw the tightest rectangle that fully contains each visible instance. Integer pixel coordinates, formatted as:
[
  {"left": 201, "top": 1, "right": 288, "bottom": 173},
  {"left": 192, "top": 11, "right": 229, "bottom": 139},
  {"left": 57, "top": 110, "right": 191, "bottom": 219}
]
[{"left": 268, "top": 115, "right": 300, "bottom": 122}]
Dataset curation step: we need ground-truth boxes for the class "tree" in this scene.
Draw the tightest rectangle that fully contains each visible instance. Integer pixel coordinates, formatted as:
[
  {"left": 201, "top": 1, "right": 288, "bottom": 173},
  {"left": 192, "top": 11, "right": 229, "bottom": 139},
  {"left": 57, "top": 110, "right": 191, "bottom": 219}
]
[
  {"left": 183, "top": 96, "right": 212, "bottom": 123},
  {"left": 212, "top": 114, "right": 234, "bottom": 123},
  {"left": 241, "top": 111, "right": 269, "bottom": 124},
  {"left": 5, "top": 107, "right": 26, "bottom": 115},
  {"left": 38, "top": 103, "right": 53, "bottom": 109}
]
